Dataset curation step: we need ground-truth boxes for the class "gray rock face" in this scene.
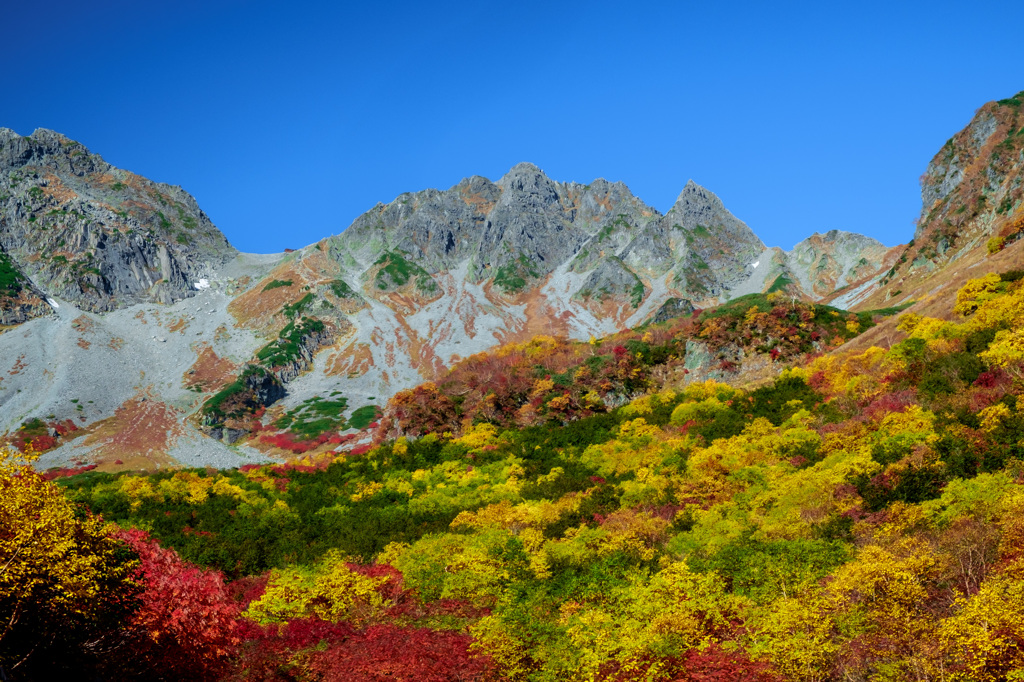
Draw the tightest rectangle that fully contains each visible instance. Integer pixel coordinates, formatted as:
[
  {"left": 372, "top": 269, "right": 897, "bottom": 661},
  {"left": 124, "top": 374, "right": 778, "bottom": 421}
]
[
  {"left": 618, "top": 220, "right": 677, "bottom": 276},
  {"left": 476, "top": 163, "right": 587, "bottom": 280},
  {"left": 784, "top": 230, "right": 891, "bottom": 298},
  {"left": 921, "top": 152, "right": 964, "bottom": 211},
  {"left": 0, "top": 298, "right": 51, "bottom": 326},
  {"left": 0, "top": 246, "right": 52, "bottom": 324},
  {"left": 649, "top": 297, "right": 695, "bottom": 325},
  {"left": 917, "top": 110, "right": 999, "bottom": 239},
  {"left": 333, "top": 165, "right": 772, "bottom": 307},
  {"left": 572, "top": 257, "right": 645, "bottom": 306},
  {"left": 682, "top": 339, "right": 744, "bottom": 384},
  {"left": 658, "top": 181, "right": 766, "bottom": 296},
  {"left": 334, "top": 163, "right": 662, "bottom": 292},
  {"left": 272, "top": 325, "right": 338, "bottom": 384},
  {"left": 0, "top": 128, "right": 236, "bottom": 313}
]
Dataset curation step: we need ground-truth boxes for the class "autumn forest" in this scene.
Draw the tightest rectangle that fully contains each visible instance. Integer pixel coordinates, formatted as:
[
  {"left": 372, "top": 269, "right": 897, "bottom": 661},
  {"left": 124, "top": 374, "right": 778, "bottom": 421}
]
[{"left": 4, "top": 264, "right": 1024, "bottom": 681}]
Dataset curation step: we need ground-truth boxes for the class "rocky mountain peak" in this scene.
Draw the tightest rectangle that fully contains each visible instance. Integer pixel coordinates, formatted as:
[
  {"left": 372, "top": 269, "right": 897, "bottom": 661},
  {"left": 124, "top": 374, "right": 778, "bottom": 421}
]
[
  {"left": 667, "top": 180, "right": 759, "bottom": 242},
  {"left": 0, "top": 128, "right": 235, "bottom": 314},
  {"left": 785, "top": 230, "right": 894, "bottom": 301},
  {"left": 496, "top": 162, "right": 559, "bottom": 203},
  {"left": 1, "top": 127, "right": 102, "bottom": 177},
  {"left": 673, "top": 178, "right": 720, "bottom": 207},
  {"left": 795, "top": 230, "right": 885, "bottom": 251}
]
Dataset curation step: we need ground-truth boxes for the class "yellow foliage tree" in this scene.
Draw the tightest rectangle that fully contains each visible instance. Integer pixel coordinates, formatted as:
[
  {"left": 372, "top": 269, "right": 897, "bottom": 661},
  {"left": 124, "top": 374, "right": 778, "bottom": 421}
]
[
  {"left": 824, "top": 536, "right": 943, "bottom": 679},
  {"left": 746, "top": 593, "right": 837, "bottom": 682},
  {"left": 243, "top": 550, "right": 389, "bottom": 625},
  {"left": 556, "top": 562, "right": 742, "bottom": 681},
  {"left": 0, "top": 446, "right": 136, "bottom": 670},
  {"left": 981, "top": 328, "right": 1024, "bottom": 376},
  {"left": 955, "top": 273, "right": 1003, "bottom": 316},
  {"left": 941, "top": 575, "right": 1024, "bottom": 681}
]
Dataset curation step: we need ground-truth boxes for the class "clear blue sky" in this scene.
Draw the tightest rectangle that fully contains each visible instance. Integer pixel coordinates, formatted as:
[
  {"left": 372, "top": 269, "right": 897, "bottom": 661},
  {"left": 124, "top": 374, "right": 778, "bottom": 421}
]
[{"left": 3, "top": 1, "right": 1022, "bottom": 253}]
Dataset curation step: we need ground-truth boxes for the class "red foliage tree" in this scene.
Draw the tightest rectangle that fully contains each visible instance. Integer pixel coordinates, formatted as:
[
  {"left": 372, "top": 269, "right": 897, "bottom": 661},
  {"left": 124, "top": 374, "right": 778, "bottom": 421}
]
[
  {"left": 233, "top": 618, "right": 356, "bottom": 680},
  {"left": 379, "top": 382, "right": 458, "bottom": 439},
  {"left": 108, "top": 528, "right": 241, "bottom": 680}
]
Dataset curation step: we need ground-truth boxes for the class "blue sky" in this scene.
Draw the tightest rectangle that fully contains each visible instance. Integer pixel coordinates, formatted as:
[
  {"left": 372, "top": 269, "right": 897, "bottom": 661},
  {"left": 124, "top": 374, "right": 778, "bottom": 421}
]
[{"left": 2, "top": 1, "right": 1022, "bottom": 252}]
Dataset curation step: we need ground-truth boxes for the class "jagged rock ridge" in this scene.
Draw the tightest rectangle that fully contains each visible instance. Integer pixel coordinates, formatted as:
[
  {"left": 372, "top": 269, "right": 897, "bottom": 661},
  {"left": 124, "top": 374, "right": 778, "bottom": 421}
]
[{"left": 332, "top": 164, "right": 810, "bottom": 311}]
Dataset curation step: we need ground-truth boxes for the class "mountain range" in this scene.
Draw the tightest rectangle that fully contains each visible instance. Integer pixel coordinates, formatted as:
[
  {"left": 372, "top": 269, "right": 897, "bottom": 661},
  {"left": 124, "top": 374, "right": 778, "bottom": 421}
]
[{"left": 3, "top": 91, "right": 1022, "bottom": 471}]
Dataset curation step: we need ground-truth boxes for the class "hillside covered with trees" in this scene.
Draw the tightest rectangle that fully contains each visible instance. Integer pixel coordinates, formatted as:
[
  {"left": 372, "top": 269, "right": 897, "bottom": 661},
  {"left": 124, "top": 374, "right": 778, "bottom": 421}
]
[{"left": 5, "top": 265, "right": 1024, "bottom": 680}]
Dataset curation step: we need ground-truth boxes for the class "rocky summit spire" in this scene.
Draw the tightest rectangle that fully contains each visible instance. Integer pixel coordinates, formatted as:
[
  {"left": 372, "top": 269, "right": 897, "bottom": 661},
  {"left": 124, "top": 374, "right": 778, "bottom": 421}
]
[
  {"left": 666, "top": 180, "right": 765, "bottom": 250},
  {"left": 496, "top": 162, "right": 559, "bottom": 201}
]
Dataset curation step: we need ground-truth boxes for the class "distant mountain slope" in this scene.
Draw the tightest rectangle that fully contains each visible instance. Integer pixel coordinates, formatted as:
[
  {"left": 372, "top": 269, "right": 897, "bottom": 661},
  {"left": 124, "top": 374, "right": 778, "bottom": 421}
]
[
  {"left": 333, "top": 164, "right": 772, "bottom": 309},
  {"left": 0, "top": 132, "right": 900, "bottom": 470}
]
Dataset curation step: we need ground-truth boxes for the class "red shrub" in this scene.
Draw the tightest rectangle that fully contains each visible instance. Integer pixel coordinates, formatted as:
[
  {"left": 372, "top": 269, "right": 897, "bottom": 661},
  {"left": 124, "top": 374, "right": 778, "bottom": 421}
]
[
  {"left": 53, "top": 419, "right": 79, "bottom": 436},
  {"left": 862, "top": 390, "right": 916, "bottom": 421},
  {"left": 109, "top": 528, "right": 240, "bottom": 679},
  {"left": 605, "top": 644, "right": 780, "bottom": 681},
  {"left": 269, "top": 463, "right": 320, "bottom": 476},
  {"left": 233, "top": 618, "right": 356, "bottom": 680},
  {"left": 227, "top": 573, "right": 271, "bottom": 609},
  {"left": 974, "top": 370, "right": 1004, "bottom": 388},
  {"left": 259, "top": 431, "right": 333, "bottom": 454},
  {"left": 41, "top": 463, "right": 97, "bottom": 480},
  {"left": 29, "top": 434, "right": 58, "bottom": 451},
  {"left": 305, "top": 624, "right": 491, "bottom": 682}
]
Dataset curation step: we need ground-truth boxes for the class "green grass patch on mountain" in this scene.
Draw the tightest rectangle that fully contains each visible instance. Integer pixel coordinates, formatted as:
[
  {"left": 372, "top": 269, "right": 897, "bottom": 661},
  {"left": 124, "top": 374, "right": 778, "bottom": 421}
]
[
  {"left": 275, "top": 395, "right": 349, "bottom": 440},
  {"left": 347, "top": 405, "right": 381, "bottom": 430},
  {"left": 766, "top": 273, "right": 793, "bottom": 293},
  {"left": 262, "top": 279, "right": 293, "bottom": 292},
  {"left": 282, "top": 293, "right": 315, "bottom": 318},
  {"left": 256, "top": 316, "right": 325, "bottom": 368},
  {"left": 0, "top": 252, "right": 24, "bottom": 297},
  {"left": 493, "top": 254, "right": 540, "bottom": 293},
  {"left": 328, "top": 279, "right": 356, "bottom": 298},
  {"left": 630, "top": 280, "right": 645, "bottom": 308},
  {"left": 374, "top": 250, "right": 435, "bottom": 293}
]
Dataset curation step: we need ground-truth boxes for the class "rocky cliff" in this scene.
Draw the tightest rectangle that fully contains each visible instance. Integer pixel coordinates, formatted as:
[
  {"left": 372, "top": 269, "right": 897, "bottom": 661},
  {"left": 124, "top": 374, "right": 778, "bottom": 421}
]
[
  {"left": 334, "top": 164, "right": 793, "bottom": 312},
  {"left": 0, "top": 128, "right": 235, "bottom": 315},
  {"left": 848, "top": 91, "right": 1024, "bottom": 309}
]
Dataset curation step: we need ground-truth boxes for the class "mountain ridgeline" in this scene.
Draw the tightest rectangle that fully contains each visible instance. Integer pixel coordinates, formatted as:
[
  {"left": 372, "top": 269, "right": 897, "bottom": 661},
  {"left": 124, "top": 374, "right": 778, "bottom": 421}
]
[
  {"left": 14, "top": 91, "right": 1024, "bottom": 470},
  {"left": 848, "top": 89, "right": 1024, "bottom": 309},
  {"left": 332, "top": 163, "right": 891, "bottom": 310}
]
